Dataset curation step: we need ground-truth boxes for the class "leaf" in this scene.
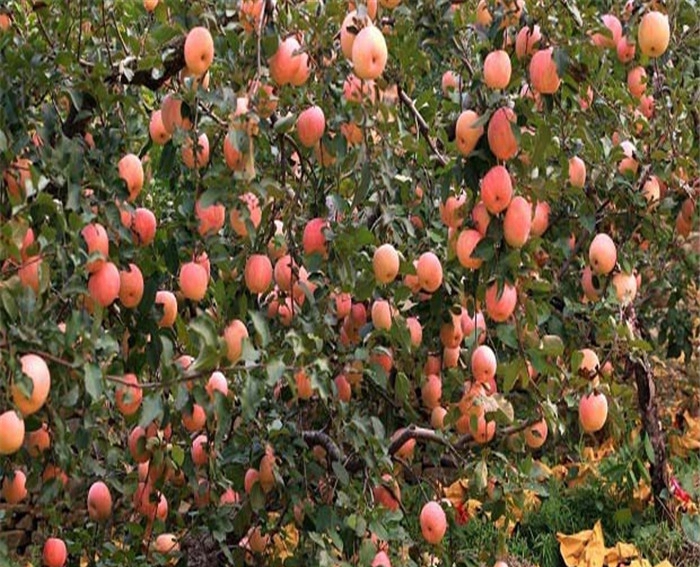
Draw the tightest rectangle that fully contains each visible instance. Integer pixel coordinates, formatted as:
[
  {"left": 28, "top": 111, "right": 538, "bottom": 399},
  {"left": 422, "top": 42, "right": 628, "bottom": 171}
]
[
  {"left": 540, "top": 334, "right": 565, "bottom": 356},
  {"left": 331, "top": 461, "right": 349, "bottom": 486},
  {"left": 531, "top": 122, "right": 552, "bottom": 166},
  {"left": 158, "top": 141, "right": 176, "bottom": 175},
  {"left": 171, "top": 445, "right": 185, "bottom": 467},
  {"left": 266, "top": 358, "right": 286, "bottom": 386},
  {"left": 250, "top": 310, "right": 270, "bottom": 347},
  {"left": 681, "top": 513, "right": 700, "bottom": 544},
  {"left": 394, "top": 372, "right": 411, "bottom": 404},
  {"left": 474, "top": 460, "right": 488, "bottom": 492},
  {"left": 273, "top": 112, "right": 296, "bottom": 133},
  {"left": 139, "top": 395, "right": 164, "bottom": 428},
  {"left": 84, "top": 363, "right": 103, "bottom": 401},
  {"left": 352, "top": 159, "right": 371, "bottom": 210},
  {"left": 643, "top": 433, "right": 655, "bottom": 464}
]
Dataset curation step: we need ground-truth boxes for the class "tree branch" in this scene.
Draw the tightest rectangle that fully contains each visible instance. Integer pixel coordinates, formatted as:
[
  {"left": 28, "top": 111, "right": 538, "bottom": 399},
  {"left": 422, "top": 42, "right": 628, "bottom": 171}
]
[
  {"left": 301, "top": 430, "right": 344, "bottom": 463},
  {"left": 388, "top": 425, "right": 448, "bottom": 455},
  {"left": 455, "top": 415, "right": 543, "bottom": 450},
  {"left": 106, "top": 35, "right": 186, "bottom": 91},
  {"left": 63, "top": 36, "right": 186, "bottom": 138},
  {"left": 397, "top": 86, "right": 448, "bottom": 167}
]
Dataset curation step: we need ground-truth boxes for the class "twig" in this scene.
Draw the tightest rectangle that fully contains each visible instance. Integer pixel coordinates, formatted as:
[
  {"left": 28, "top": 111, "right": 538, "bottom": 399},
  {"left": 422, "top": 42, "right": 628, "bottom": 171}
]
[
  {"left": 388, "top": 425, "right": 465, "bottom": 466},
  {"left": 397, "top": 86, "right": 448, "bottom": 167},
  {"left": 455, "top": 415, "right": 543, "bottom": 450},
  {"left": 107, "top": 35, "right": 186, "bottom": 91}
]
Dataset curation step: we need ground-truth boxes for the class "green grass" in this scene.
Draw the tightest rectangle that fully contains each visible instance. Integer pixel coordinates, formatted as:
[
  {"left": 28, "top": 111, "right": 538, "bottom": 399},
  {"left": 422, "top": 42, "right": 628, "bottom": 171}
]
[{"left": 450, "top": 476, "right": 697, "bottom": 567}]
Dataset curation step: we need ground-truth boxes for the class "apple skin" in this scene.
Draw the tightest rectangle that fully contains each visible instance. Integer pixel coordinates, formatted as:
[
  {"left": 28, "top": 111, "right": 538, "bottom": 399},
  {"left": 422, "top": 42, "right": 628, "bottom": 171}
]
[
  {"left": 87, "top": 481, "right": 113, "bottom": 521},
  {"left": 43, "top": 538, "right": 68, "bottom": 567}
]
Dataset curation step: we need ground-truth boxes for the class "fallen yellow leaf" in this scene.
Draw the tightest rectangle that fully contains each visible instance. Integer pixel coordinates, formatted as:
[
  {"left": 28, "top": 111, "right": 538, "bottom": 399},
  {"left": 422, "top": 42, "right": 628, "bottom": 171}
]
[
  {"left": 669, "top": 412, "right": 700, "bottom": 458},
  {"left": 443, "top": 477, "right": 469, "bottom": 508},
  {"left": 557, "top": 521, "right": 675, "bottom": 567}
]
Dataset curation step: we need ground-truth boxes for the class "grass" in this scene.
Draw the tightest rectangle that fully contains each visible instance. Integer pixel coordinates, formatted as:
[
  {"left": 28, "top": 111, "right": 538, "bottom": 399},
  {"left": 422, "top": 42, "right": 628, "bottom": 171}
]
[{"left": 451, "top": 474, "right": 698, "bottom": 567}]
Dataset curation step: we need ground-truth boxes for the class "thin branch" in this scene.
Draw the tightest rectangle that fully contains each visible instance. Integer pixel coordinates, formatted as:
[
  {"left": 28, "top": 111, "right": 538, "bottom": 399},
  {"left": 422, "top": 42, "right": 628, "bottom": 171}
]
[
  {"left": 106, "top": 35, "right": 186, "bottom": 91},
  {"left": 388, "top": 425, "right": 464, "bottom": 467},
  {"left": 397, "top": 86, "right": 448, "bottom": 167},
  {"left": 455, "top": 415, "right": 543, "bottom": 450}
]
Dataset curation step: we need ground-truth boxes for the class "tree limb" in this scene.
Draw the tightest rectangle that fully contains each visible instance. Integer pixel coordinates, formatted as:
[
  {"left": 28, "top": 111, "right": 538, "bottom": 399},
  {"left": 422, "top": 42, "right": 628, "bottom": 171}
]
[
  {"left": 63, "top": 36, "right": 187, "bottom": 138},
  {"left": 301, "top": 430, "right": 344, "bottom": 463},
  {"left": 388, "top": 425, "right": 448, "bottom": 455},
  {"left": 397, "top": 86, "right": 448, "bottom": 167},
  {"left": 106, "top": 35, "right": 186, "bottom": 91}
]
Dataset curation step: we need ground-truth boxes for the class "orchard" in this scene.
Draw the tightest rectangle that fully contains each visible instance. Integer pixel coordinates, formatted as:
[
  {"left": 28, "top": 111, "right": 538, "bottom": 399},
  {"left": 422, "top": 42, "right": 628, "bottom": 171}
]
[{"left": 0, "top": 1, "right": 699, "bottom": 566}]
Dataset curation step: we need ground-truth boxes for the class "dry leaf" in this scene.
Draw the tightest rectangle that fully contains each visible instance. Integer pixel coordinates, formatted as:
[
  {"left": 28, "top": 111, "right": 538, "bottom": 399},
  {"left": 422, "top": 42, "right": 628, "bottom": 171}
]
[
  {"left": 272, "top": 522, "right": 299, "bottom": 561},
  {"left": 444, "top": 477, "right": 469, "bottom": 508},
  {"left": 669, "top": 412, "right": 700, "bottom": 457},
  {"left": 558, "top": 520, "right": 675, "bottom": 567}
]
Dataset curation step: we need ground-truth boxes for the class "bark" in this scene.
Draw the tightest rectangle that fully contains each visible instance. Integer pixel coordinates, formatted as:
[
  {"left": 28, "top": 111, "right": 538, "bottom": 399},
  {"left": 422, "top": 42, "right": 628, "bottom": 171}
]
[
  {"left": 623, "top": 303, "right": 674, "bottom": 522},
  {"left": 629, "top": 355, "right": 673, "bottom": 522}
]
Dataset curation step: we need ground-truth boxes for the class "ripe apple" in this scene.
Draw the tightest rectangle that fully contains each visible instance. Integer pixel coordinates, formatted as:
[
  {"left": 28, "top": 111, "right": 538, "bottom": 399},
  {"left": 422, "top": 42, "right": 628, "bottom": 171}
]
[
  {"left": 481, "top": 165, "right": 513, "bottom": 214},
  {"left": 524, "top": 419, "right": 548, "bottom": 449},
  {"left": 488, "top": 107, "right": 518, "bottom": 161},
  {"left": 115, "top": 373, "right": 143, "bottom": 416},
  {"left": 297, "top": 106, "right": 326, "bottom": 148},
  {"left": 483, "top": 50, "right": 511, "bottom": 89},
  {"left": 420, "top": 501, "right": 447, "bottom": 544},
  {"left": 579, "top": 392, "right": 608, "bottom": 433},
  {"left": 87, "top": 481, "right": 113, "bottom": 521},
  {"left": 503, "top": 196, "right": 532, "bottom": 248},
  {"left": 195, "top": 200, "right": 226, "bottom": 236},
  {"left": 191, "top": 434, "right": 210, "bottom": 466},
  {"left": 43, "top": 538, "right": 67, "bottom": 567},
  {"left": 455, "top": 110, "right": 484, "bottom": 156},
  {"left": 26, "top": 422, "right": 51, "bottom": 456},
  {"left": 638, "top": 11, "right": 669, "bottom": 57},
  {"left": 119, "top": 263, "right": 144, "bottom": 308},
  {"left": 179, "top": 261, "right": 208, "bottom": 301},
  {"left": 352, "top": 25, "right": 387, "bottom": 80},
  {"left": 2, "top": 469, "right": 27, "bottom": 504},
  {"left": 373, "top": 473, "right": 401, "bottom": 511},
  {"left": 485, "top": 281, "right": 517, "bottom": 322},
  {"left": 12, "top": 353, "right": 51, "bottom": 416},
  {"left": 515, "top": 25, "right": 541, "bottom": 59},
  {"left": 370, "top": 299, "right": 393, "bottom": 331},
  {"left": 588, "top": 233, "right": 617, "bottom": 275},
  {"left": 88, "top": 261, "right": 120, "bottom": 307},
  {"left": 302, "top": 217, "right": 328, "bottom": 257},
  {"left": 416, "top": 252, "right": 442, "bottom": 293},
  {"left": 471, "top": 345, "right": 497, "bottom": 383},
  {"left": 224, "top": 319, "right": 248, "bottom": 363},
  {"left": 118, "top": 153, "right": 144, "bottom": 201},
  {"left": 155, "top": 290, "right": 177, "bottom": 327},
  {"left": 184, "top": 27, "right": 215, "bottom": 76},
  {"left": 81, "top": 223, "right": 109, "bottom": 273},
  {"left": 149, "top": 109, "right": 170, "bottom": 144},
  {"left": 529, "top": 48, "right": 560, "bottom": 94}
]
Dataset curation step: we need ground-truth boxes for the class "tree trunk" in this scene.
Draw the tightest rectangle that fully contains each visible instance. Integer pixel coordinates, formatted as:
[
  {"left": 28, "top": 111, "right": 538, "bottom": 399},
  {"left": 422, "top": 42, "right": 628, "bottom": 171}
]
[{"left": 630, "top": 355, "right": 674, "bottom": 523}]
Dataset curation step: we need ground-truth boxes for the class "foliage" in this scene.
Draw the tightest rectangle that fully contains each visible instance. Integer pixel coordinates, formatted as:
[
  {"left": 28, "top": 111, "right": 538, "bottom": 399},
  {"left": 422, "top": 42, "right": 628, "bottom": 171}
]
[{"left": 0, "top": 0, "right": 698, "bottom": 565}]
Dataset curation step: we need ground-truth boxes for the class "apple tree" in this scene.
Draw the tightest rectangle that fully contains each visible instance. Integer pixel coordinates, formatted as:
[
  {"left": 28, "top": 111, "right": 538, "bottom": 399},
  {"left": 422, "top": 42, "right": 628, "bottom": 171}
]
[{"left": 0, "top": 0, "right": 698, "bottom": 566}]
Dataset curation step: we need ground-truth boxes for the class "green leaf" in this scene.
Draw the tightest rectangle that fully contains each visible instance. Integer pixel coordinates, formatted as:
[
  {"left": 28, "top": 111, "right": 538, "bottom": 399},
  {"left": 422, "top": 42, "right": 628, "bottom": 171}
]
[
  {"left": 332, "top": 461, "right": 350, "bottom": 486},
  {"left": 84, "top": 364, "right": 103, "bottom": 401},
  {"left": 266, "top": 358, "right": 286, "bottom": 386},
  {"left": 250, "top": 310, "right": 270, "bottom": 347},
  {"left": 273, "top": 112, "right": 296, "bottom": 133},
  {"left": 139, "top": 395, "right": 164, "bottom": 428},
  {"left": 394, "top": 372, "right": 411, "bottom": 405},
  {"left": 171, "top": 445, "right": 185, "bottom": 467},
  {"left": 474, "top": 460, "right": 488, "bottom": 492},
  {"left": 643, "top": 433, "right": 655, "bottom": 465}
]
